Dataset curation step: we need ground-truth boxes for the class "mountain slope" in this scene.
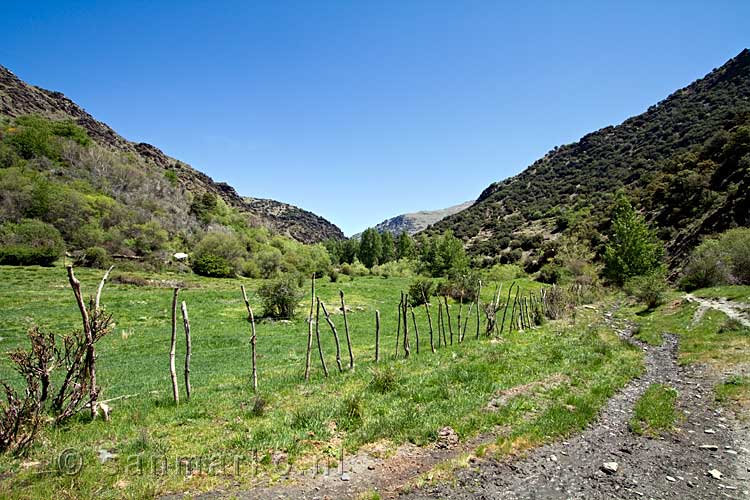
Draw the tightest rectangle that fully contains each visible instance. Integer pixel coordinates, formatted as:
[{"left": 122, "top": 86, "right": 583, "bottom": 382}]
[
  {"left": 430, "top": 49, "right": 750, "bottom": 266},
  {"left": 360, "top": 200, "right": 474, "bottom": 237},
  {"left": 0, "top": 64, "right": 344, "bottom": 243}
]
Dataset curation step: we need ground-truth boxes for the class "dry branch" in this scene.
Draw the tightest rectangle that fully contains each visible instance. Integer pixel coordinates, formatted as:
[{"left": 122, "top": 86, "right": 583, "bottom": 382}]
[
  {"left": 340, "top": 290, "right": 354, "bottom": 370},
  {"left": 320, "top": 300, "right": 343, "bottom": 373},
  {"left": 169, "top": 288, "right": 179, "bottom": 404},
  {"left": 180, "top": 301, "right": 192, "bottom": 400}
]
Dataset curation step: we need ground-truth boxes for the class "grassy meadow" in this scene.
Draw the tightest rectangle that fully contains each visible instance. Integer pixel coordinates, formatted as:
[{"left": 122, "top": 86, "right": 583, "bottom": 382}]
[{"left": 0, "top": 264, "right": 644, "bottom": 498}]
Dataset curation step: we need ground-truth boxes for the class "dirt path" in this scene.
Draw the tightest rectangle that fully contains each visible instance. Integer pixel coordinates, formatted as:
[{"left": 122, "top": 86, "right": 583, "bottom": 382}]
[
  {"left": 685, "top": 294, "right": 750, "bottom": 328},
  {"left": 402, "top": 313, "right": 750, "bottom": 500}
]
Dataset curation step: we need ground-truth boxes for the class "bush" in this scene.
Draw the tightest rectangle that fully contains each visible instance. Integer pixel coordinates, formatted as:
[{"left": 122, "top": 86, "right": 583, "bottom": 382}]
[
  {"left": 369, "top": 366, "right": 399, "bottom": 394},
  {"left": 720, "top": 228, "right": 750, "bottom": 284},
  {"left": 484, "top": 263, "right": 526, "bottom": 282},
  {"left": 624, "top": 272, "right": 668, "bottom": 310},
  {"left": 679, "top": 239, "right": 730, "bottom": 291},
  {"left": 80, "top": 246, "right": 111, "bottom": 269},
  {"left": 408, "top": 278, "right": 436, "bottom": 306},
  {"left": 0, "top": 220, "right": 65, "bottom": 266},
  {"left": 680, "top": 228, "right": 750, "bottom": 290},
  {"left": 192, "top": 253, "right": 234, "bottom": 278},
  {"left": 537, "top": 263, "right": 562, "bottom": 284},
  {"left": 437, "top": 269, "right": 480, "bottom": 300},
  {"left": 257, "top": 276, "right": 304, "bottom": 319},
  {"left": 341, "top": 259, "right": 369, "bottom": 277},
  {"left": 371, "top": 259, "right": 418, "bottom": 278},
  {"left": 191, "top": 231, "right": 246, "bottom": 278}
]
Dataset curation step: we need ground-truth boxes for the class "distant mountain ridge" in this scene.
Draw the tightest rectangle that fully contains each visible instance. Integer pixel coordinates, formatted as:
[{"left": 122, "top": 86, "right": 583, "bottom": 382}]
[
  {"left": 0, "top": 64, "right": 344, "bottom": 243},
  {"left": 359, "top": 201, "right": 474, "bottom": 237},
  {"left": 429, "top": 48, "right": 750, "bottom": 267}
]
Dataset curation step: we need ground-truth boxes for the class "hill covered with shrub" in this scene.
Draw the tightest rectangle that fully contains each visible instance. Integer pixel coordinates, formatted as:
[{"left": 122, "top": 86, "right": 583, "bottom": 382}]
[
  {"left": 0, "top": 64, "right": 344, "bottom": 245},
  {"left": 428, "top": 49, "right": 750, "bottom": 272}
]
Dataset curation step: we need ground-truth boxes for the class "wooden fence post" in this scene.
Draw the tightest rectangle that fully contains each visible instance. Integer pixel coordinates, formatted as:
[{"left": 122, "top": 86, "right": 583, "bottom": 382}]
[
  {"left": 375, "top": 310, "right": 380, "bottom": 362},
  {"left": 422, "top": 291, "right": 435, "bottom": 353},
  {"left": 66, "top": 266, "right": 99, "bottom": 417},
  {"left": 304, "top": 274, "right": 315, "bottom": 381},
  {"left": 315, "top": 298, "right": 329, "bottom": 377},
  {"left": 444, "top": 296, "right": 453, "bottom": 345},
  {"left": 320, "top": 300, "right": 343, "bottom": 373},
  {"left": 340, "top": 290, "right": 355, "bottom": 370},
  {"left": 409, "top": 304, "right": 420, "bottom": 354},
  {"left": 402, "top": 293, "right": 410, "bottom": 358},
  {"left": 169, "top": 287, "right": 180, "bottom": 404},
  {"left": 475, "top": 280, "right": 481, "bottom": 340},
  {"left": 180, "top": 301, "right": 192, "bottom": 399}
]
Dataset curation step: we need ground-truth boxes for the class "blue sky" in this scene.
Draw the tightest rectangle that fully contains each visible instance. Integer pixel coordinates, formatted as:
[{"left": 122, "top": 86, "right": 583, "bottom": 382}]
[{"left": 1, "top": 1, "right": 748, "bottom": 235}]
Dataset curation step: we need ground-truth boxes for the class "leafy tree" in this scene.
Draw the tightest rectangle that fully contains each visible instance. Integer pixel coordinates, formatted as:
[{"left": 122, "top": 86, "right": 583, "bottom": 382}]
[
  {"left": 396, "top": 231, "right": 416, "bottom": 260},
  {"left": 603, "top": 194, "right": 663, "bottom": 285},
  {"left": 380, "top": 232, "right": 395, "bottom": 264},
  {"left": 358, "top": 228, "right": 382, "bottom": 268}
]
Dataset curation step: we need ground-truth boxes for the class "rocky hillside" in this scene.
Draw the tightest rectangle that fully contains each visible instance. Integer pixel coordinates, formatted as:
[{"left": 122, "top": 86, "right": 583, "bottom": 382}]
[
  {"left": 429, "top": 49, "right": 750, "bottom": 267},
  {"left": 362, "top": 200, "right": 474, "bottom": 237},
  {"left": 0, "top": 64, "right": 344, "bottom": 243}
]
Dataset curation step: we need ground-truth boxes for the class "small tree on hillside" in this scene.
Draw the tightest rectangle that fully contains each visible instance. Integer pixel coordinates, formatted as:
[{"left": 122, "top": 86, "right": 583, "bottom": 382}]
[
  {"left": 380, "top": 232, "right": 396, "bottom": 264},
  {"left": 603, "top": 194, "right": 663, "bottom": 285}
]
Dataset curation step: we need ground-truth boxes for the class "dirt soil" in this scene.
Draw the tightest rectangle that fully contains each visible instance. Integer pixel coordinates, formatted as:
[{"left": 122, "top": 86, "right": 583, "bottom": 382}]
[{"left": 189, "top": 305, "right": 750, "bottom": 500}]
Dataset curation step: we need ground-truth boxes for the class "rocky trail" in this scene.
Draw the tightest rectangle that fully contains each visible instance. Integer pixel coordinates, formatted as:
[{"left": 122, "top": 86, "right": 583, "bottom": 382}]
[
  {"left": 402, "top": 311, "right": 749, "bottom": 500},
  {"left": 685, "top": 294, "right": 750, "bottom": 328}
]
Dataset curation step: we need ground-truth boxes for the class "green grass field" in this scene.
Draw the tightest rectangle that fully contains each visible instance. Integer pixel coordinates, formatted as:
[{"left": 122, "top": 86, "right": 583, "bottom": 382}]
[{"left": 0, "top": 265, "right": 643, "bottom": 498}]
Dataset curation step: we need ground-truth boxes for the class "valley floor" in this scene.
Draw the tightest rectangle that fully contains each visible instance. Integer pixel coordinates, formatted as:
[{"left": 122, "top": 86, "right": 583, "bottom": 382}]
[{"left": 195, "top": 297, "right": 750, "bottom": 500}]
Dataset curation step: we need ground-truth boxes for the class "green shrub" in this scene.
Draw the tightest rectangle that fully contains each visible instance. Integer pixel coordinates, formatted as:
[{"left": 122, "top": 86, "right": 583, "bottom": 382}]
[
  {"left": 720, "top": 228, "right": 750, "bottom": 285},
  {"left": 408, "top": 278, "right": 436, "bottom": 306},
  {"left": 679, "top": 239, "right": 730, "bottom": 291},
  {"left": 437, "top": 269, "right": 480, "bottom": 300},
  {"left": 341, "top": 259, "right": 369, "bottom": 277},
  {"left": 0, "top": 220, "right": 65, "bottom": 266},
  {"left": 537, "top": 263, "right": 562, "bottom": 284},
  {"left": 192, "top": 253, "right": 234, "bottom": 278},
  {"left": 484, "top": 263, "right": 526, "bottom": 282},
  {"left": 191, "top": 231, "right": 246, "bottom": 278},
  {"left": 371, "top": 259, "right": 418, "bottom": 278},
  {"left": 257, "top": 276, "right": 304, "bottom": 319},
  {"left": 624, "top": 272, "right": 667, "bottom": 310},
  {"left": 80, "top": 246, "right": 111, "bottom": 269}
]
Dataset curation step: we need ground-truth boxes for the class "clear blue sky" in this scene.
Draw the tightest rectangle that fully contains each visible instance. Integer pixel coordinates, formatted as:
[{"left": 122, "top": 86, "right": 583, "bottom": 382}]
[{"left": 1, "top": 1, "right": 748, "bottom": 235}]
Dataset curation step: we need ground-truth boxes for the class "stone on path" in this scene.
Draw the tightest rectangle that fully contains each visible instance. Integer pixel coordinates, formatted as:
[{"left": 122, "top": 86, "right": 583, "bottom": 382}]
[{"left": 601, "top": 462, "right": 618, "bottom": 474}]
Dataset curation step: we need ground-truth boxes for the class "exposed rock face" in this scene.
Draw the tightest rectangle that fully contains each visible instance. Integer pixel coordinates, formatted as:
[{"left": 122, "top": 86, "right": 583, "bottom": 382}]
[
  {"left": 358, "top": 200, "right": 474, "bottom": 237},
  {"left": 0, "top": 65, "right": 344, "bottom": 243}
]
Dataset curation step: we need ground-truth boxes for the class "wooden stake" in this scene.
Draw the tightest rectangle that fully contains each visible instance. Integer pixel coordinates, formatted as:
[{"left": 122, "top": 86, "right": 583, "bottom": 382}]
[
  {"left": 304, "top": 274, "right": 315, "bottom": 381},
  {"left": 94, "top": 265, "right": 114, "bottom": 312},
  {"left": 180, "top": 301, "right": 192, "bottom": 400},
  {"left": 409, "top": 304, "right": 420, "bottom": 354},
  {"left": 402, "top": 293, "right": 410, "bottom": 358},
  {"left": 457, "top": 293, "right": 463, "bottom": 343},
  {"left": 422, "top": 291, "right": 435, "bottom": 353},
  {"left": 315, "top": 298, "right": 328, "bottom": 377},
  {"left": 395, "top": 295, "right": 402, "bottom": 358},
  {"left": 499, "top": 281, "right": 516, "bottom": 334},
  {"left": 509, "top": 287, "right": 520, "bottom": 333},
  {"left": 66, "top": 265, "right": 98, "bottom": 417},
  {"left": 340, "top": 290, "right": 354, "bottom": 370},
  {"left": 375, "top": 310, "right": 380, "bottom": 362},
  {"left": 169, "top": 287, "right": 180, "bottom": 404},
  {"left": 475, "top": 280, "right": 482, "bottom": 340},
  {"left": 463, "top": 301, "right": 474, "bottom": 340},
  {"left": 320, "top": 300, "right": 343, "bottom": 373},
  {"left": 444, "top": 296, "right": 453, "bottom": 345},
  {"left": 240, "top": 284, "right": 258, "bottom": 390}
]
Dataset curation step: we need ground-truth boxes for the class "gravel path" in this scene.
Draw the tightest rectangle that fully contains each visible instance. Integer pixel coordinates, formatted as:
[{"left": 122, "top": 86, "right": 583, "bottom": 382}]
[
  {"left": 685, "top": 294, "right": 750, "bottom": 328},
  {"left": 402, "top": 313, "right": 749, "bottom": 500}
]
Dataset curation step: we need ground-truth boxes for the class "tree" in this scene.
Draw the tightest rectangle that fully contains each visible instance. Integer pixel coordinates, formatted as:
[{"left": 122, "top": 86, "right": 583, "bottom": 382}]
[
  {"left": 396, "top": 231, "right": 416, "bottom": 260},
  {"left": 380, "top": 232, "right": 396, "bottom": 264},
  {"left": 603, "top": 194, "right": 663, "bottom": 285},
  {"left": 358, "top": 228, "right": 382, "bottom": 268}
]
